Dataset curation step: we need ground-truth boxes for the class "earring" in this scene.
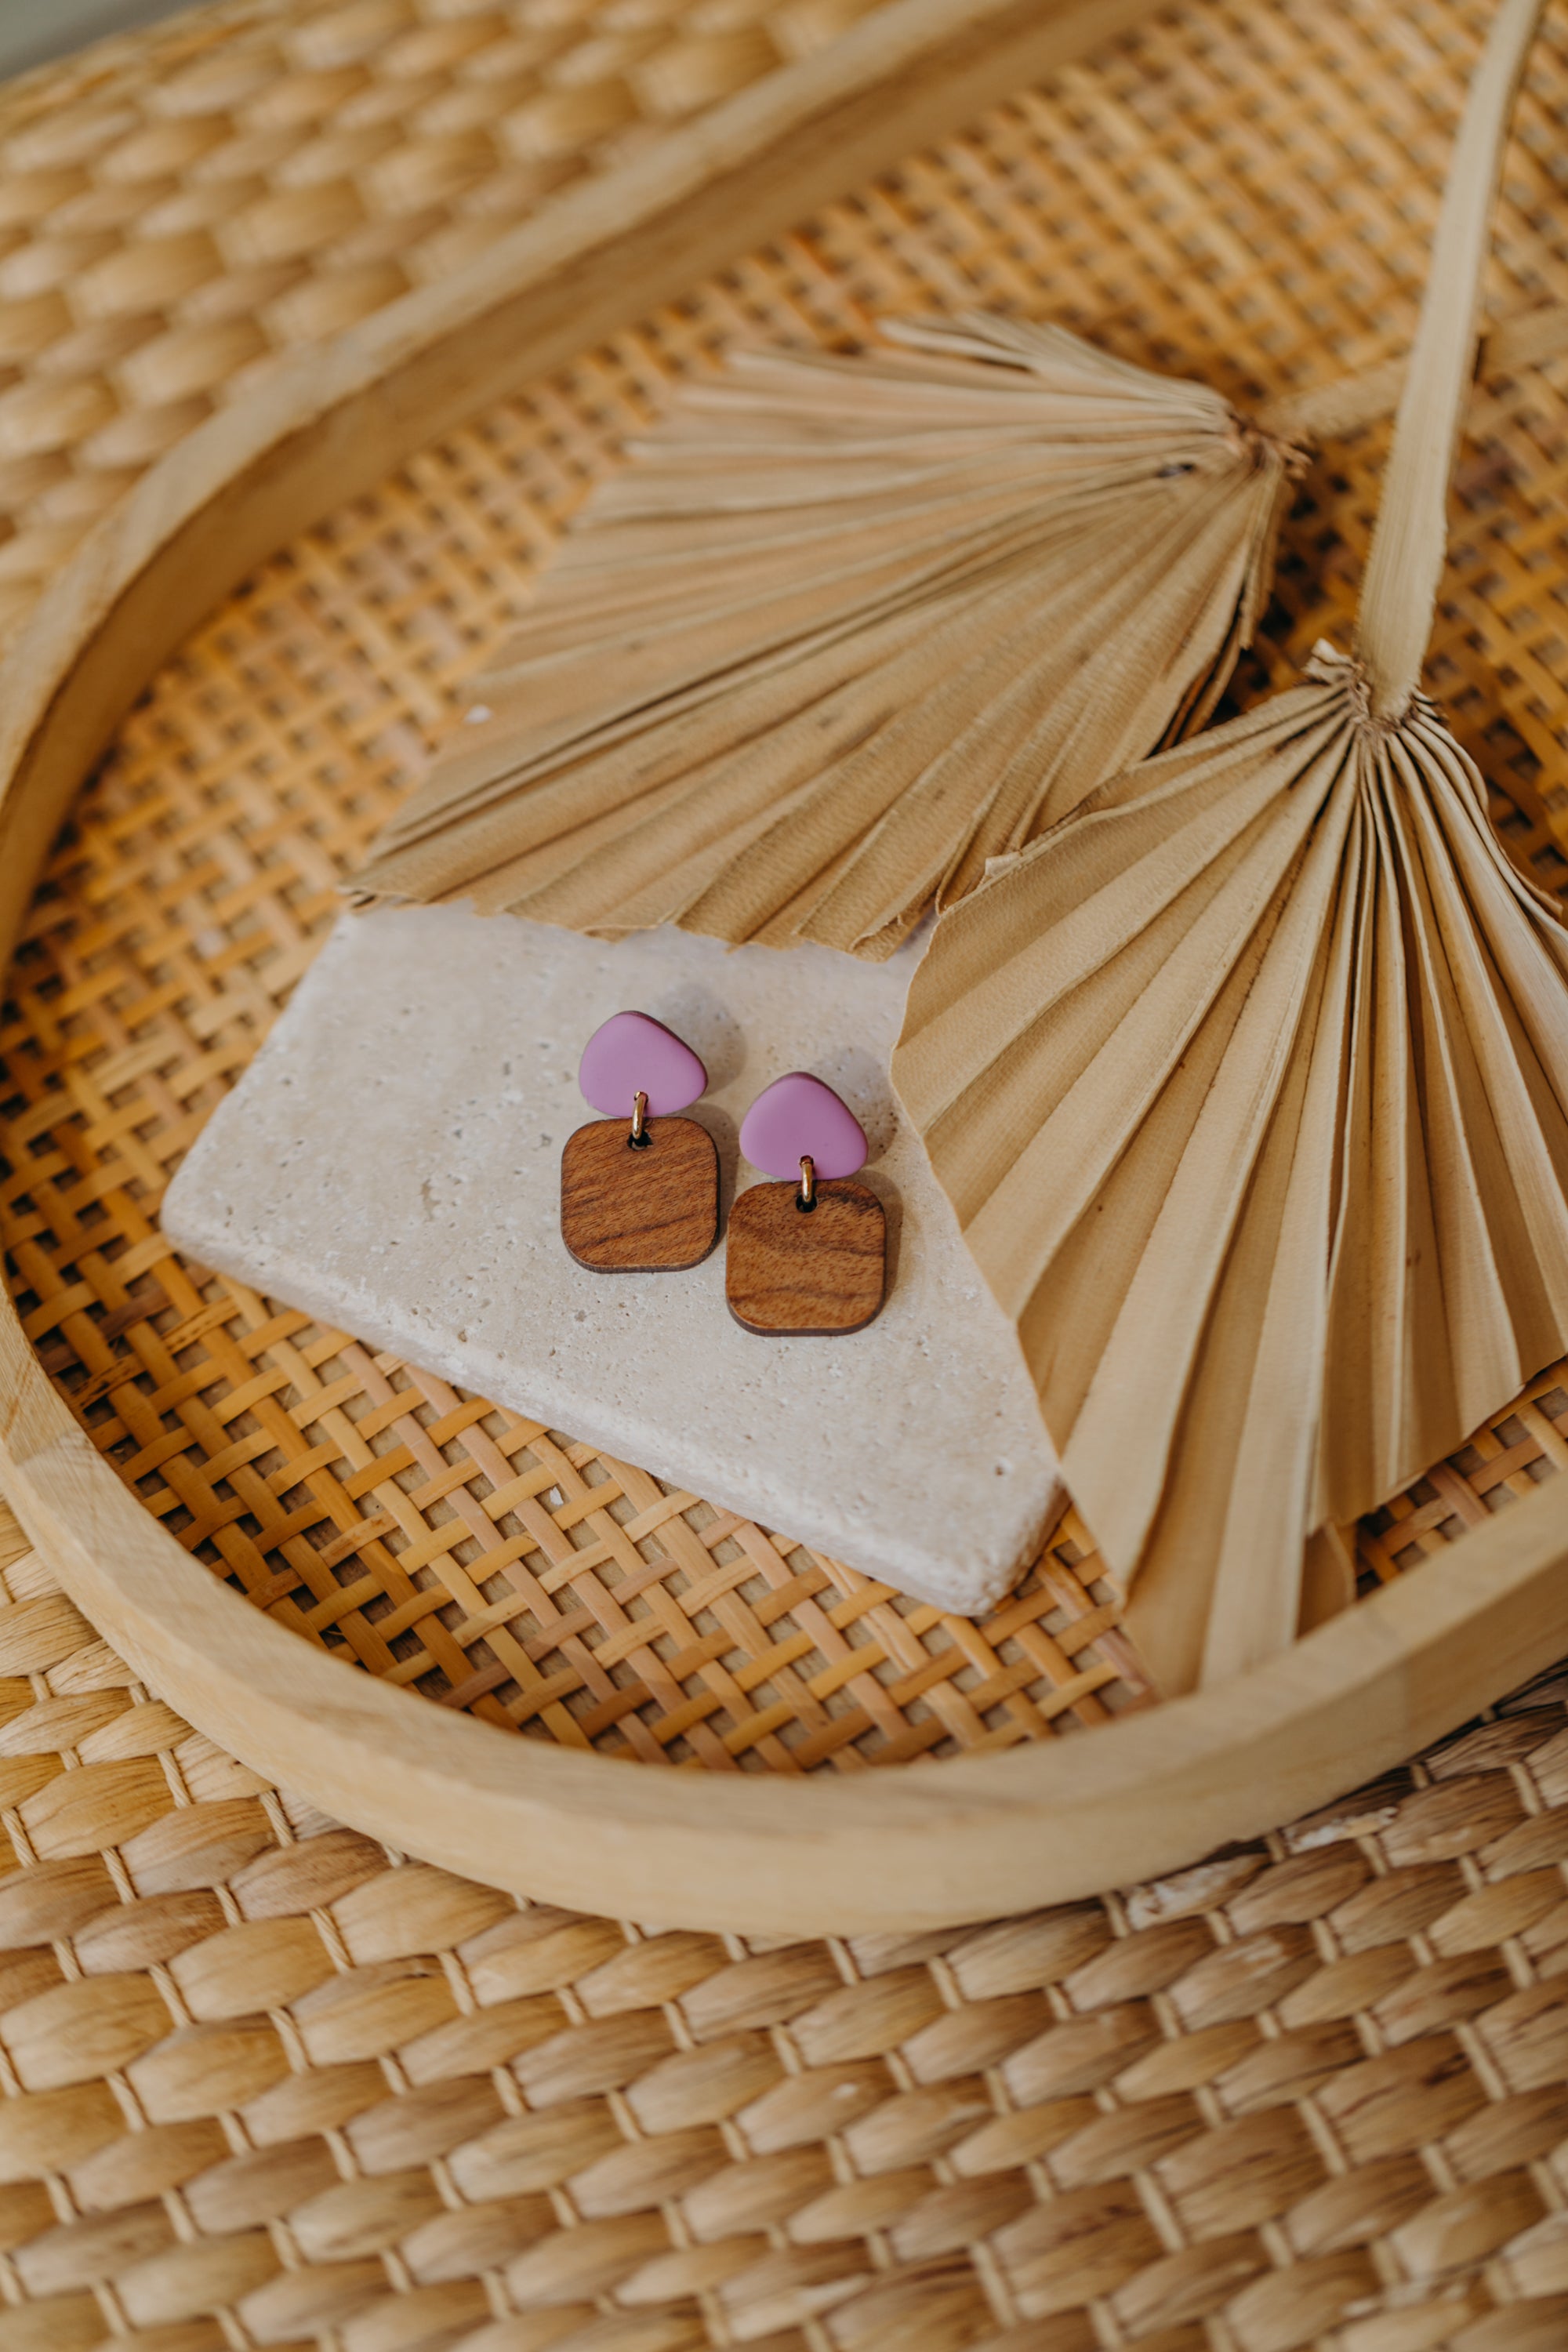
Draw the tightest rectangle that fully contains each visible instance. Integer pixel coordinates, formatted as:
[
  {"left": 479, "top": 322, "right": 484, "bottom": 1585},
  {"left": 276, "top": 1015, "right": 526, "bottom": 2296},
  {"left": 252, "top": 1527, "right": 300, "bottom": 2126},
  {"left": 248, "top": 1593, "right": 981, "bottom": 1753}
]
[
  {"left": 561, "top": 1011, "right": 718, "bottom": 1272},
  {"left": 728, "top": 1073, "right": 885, "bottom": 1335}
]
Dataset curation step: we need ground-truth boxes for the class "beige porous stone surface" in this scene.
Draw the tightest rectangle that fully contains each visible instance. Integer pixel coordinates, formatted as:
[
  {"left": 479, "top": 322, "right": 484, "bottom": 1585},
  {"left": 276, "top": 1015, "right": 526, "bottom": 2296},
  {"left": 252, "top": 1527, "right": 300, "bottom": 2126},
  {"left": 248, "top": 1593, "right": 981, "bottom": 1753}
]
[{"left": 162, "top": 906, "right": 1062, "bottom": 1612}]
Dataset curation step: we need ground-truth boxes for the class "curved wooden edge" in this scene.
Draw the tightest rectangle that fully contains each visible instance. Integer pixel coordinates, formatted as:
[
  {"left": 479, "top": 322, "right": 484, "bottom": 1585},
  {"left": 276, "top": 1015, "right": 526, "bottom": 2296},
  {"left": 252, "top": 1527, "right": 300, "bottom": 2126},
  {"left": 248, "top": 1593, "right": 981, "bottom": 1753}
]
[
  {"left": 9, "top": 1320, "right": 1568, "bottom": 1933},
  {"left": 3, "top": 0, "right": 1568, "bottom": 1932}
]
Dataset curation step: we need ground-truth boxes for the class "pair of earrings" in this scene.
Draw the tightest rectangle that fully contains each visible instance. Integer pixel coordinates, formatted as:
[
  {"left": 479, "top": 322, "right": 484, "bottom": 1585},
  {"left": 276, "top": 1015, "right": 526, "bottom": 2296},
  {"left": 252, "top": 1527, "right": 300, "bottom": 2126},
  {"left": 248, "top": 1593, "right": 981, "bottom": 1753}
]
[{"left": 560, "top": 1011, "right": 885, "bottom": 1335}]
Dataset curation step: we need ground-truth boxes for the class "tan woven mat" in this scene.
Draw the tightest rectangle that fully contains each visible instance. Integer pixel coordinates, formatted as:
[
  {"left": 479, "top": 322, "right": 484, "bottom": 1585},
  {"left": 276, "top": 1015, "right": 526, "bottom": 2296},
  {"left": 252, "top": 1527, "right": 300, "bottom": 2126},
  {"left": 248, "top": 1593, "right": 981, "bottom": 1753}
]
[
  {"left": 2, "top": 1494, "right": 1568, "bottom": 2352},
  {"left": 5, "top": 0, "right": 1568, "bottom": 2340}
]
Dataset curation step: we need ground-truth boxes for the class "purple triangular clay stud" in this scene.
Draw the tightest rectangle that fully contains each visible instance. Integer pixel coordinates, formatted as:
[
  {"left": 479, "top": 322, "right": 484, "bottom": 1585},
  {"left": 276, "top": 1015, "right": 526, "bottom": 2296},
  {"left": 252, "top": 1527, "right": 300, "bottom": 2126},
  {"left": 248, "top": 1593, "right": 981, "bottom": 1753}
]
[
  {"left": 579, "top": 1011, "right": 706, "bottom": 1118},
  {"left": 740, "top": 1072, "right": 867, "bottom": 1181}
]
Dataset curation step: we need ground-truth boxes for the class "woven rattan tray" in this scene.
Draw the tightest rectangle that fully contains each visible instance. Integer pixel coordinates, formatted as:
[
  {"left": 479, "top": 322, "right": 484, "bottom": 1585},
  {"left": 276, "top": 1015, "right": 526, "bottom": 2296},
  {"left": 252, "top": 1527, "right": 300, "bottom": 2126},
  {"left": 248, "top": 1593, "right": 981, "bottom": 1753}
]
[{"left": 7, "top": 0, "right": 1568, "bottom": 1937}]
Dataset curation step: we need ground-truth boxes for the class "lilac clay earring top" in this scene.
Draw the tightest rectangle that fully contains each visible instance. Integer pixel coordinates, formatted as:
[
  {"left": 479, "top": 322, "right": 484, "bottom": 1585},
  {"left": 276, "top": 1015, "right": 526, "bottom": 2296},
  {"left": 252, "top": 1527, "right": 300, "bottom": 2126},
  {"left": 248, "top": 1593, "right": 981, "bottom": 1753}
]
[
  {"left": 579, "top": 1011, "right": 706, "bottom": 1117},
  {"left": 740, "top": 1072, "right": 867, "bottom": 1181}
]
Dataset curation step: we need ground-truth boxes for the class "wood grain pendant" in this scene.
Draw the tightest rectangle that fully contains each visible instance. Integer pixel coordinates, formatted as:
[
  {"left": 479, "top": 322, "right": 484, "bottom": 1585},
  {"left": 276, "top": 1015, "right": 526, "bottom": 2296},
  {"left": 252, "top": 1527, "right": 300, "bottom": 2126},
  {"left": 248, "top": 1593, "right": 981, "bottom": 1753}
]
[
  {"left": 561, "top": 1116, "right": 718, "bottom": 1272},
  {"left": 726, "top": 1179, "right": 885, "bottom": 1335}
]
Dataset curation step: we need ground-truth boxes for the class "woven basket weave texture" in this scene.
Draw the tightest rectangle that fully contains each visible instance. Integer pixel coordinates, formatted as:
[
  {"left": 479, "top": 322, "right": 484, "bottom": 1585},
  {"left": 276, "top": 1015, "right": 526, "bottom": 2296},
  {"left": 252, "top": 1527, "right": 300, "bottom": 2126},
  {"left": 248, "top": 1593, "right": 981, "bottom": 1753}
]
[
  {"left": 4, "top": 0, "right": 1568, "bottom": 2340},
  {"left": 2, "top": 1494, "right": 1568, "bottom": 2352},
  {"left": 12, "top": 0, "right": 1568, "bottom": 1766},
  {"left": 0, "top": 0, "right": 898, "bottom": 644}
]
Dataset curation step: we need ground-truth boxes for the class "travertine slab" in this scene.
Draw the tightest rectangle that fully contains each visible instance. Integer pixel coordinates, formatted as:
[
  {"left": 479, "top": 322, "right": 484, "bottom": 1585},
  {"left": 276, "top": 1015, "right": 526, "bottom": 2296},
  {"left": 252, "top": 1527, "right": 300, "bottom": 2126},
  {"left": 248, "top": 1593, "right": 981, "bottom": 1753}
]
[{"left": 163, "top": 906, "right": 1062, "bottom": 1611}]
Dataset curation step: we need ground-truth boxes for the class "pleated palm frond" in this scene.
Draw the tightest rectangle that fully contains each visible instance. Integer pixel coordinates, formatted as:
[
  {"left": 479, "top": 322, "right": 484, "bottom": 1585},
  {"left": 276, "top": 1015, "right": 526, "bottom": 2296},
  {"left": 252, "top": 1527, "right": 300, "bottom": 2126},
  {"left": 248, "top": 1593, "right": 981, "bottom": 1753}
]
[
  {"left": 351, "top": 314, "right": 1299, "bottom": 959},
  {"left": 892, "top": 644, "right": 1568, "bottom": 1695},
  {"left": 892, "top": 0, "right": 1555, "bottom": 1693}
]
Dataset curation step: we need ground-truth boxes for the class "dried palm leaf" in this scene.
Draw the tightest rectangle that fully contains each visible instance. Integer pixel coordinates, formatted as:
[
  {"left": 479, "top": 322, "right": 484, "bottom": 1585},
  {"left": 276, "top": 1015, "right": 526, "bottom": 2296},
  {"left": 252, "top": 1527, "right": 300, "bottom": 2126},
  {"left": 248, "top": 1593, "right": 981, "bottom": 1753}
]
[
  {"left": 351, "top": 316, "right": 1302, "bottom": 957},
  {"left": 893, "top": 0, "right": 1559, "bottom": 1695}
]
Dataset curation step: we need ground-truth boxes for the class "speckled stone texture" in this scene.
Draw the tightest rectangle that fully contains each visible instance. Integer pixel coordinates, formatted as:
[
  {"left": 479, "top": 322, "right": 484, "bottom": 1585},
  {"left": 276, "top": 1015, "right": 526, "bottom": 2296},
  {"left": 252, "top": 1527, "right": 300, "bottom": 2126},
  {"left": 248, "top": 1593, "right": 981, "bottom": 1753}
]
[{"left": 163, "top": 906, "right": 1062, "bottom": 1612}]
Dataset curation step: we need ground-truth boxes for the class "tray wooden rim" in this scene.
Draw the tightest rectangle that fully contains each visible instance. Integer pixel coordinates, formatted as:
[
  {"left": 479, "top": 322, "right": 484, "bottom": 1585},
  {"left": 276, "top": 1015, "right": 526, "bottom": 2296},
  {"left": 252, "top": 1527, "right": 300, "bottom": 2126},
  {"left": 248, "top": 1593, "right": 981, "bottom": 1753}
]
[
  {"left": 3, "top": 0, "right": 1566, "bottom": 1933},
  {"left": 11, "top": 1363, "right": 1568, "bottom": 1931}
]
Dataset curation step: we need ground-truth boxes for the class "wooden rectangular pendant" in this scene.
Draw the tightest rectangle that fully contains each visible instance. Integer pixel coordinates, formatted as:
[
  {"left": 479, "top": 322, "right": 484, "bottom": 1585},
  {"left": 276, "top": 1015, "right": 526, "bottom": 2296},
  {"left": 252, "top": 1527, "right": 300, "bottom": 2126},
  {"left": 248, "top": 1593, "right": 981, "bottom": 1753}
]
[
  {"left": 726, "top": 1179, "right": 886, "bottom": 1335},
  {"left": 561, "top": 1116, "right": 718, "bottom": 1271}
]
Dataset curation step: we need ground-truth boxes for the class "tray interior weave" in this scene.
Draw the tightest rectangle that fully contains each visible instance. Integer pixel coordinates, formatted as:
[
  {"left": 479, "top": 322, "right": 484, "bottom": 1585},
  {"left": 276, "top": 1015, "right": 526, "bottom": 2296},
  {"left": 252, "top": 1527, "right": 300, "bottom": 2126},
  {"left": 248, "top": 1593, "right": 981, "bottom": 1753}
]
[{"left": 9, "top": 0, "right": 1568, "bottom": 1770}]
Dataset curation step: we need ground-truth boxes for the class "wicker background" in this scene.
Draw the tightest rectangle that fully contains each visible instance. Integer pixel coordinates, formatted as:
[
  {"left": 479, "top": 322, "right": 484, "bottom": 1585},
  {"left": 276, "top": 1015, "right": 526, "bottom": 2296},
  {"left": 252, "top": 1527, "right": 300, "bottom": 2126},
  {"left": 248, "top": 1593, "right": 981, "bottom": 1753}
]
[
  {"left": 2, "top": 0, "right": 1568, "bottom": 2339},
  {"left": 2, "top": 1493, "right": 1568, "bottom": 2352},
  {"left": 0, "top": 0, "right": 891, "bottom": 647},
  {"left": 10, "top": 0, "right": 1568, "bottom": 1765}
]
